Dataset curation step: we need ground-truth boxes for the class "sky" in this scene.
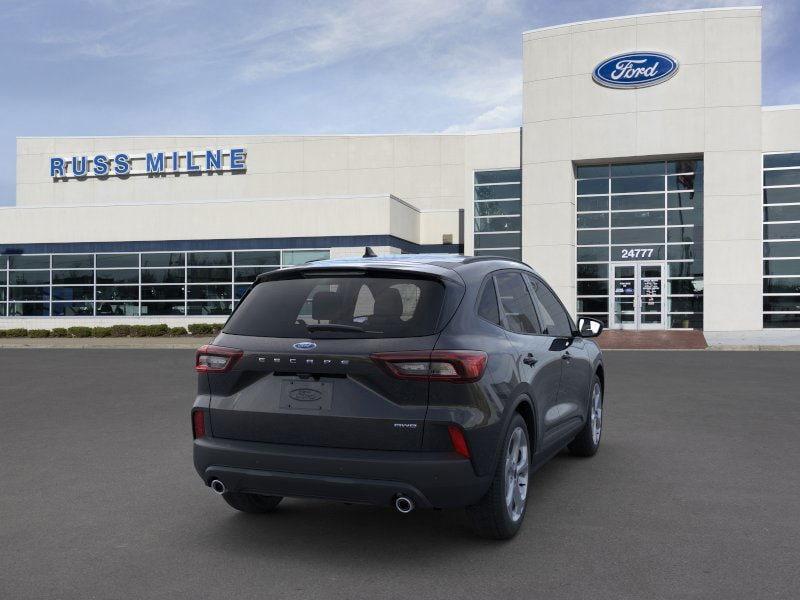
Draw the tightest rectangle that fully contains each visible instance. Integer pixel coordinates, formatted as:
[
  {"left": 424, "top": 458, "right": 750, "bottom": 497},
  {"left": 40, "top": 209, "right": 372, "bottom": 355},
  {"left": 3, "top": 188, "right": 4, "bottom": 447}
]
[{"left": 1, "top": 0, "right": 799, "bottom": 206}]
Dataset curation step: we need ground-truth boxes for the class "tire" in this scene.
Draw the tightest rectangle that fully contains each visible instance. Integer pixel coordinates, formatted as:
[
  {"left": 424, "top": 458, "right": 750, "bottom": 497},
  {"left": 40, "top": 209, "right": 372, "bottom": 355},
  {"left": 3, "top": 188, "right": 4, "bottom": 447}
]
[
  {"left": 568, "top": 374, "right": 603, "bottom": 457},
  {"left": 467, "top": 413, "right": 530, "bottom": 540},
  {"left": 221, "top": 491, "right": 283, "bottom": 514}
]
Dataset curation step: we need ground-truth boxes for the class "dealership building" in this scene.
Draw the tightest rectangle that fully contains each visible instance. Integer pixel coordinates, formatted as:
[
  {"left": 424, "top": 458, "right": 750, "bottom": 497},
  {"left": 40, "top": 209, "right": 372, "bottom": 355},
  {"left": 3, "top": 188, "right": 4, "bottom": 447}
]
[{"left": 2, "top": 6, "right": 799, "bottom": 336}]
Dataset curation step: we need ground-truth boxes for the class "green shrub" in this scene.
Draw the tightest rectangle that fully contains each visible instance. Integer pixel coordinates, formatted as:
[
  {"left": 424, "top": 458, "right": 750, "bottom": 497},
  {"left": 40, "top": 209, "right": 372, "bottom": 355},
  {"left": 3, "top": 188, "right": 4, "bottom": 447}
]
[
  {"left": 130, "top": 325, "right": 149, "bottom": 337},
  {"left": 67, "top": 326, "right": 92, "bottom": 338},
  {"left": 4, "top": 328, "right": 28, "bottom": 338},
  {"left": 27, "top": 329, "right": 51, "bottom": 338},
  {"left": 146, "top": 324, "right": 169, "bottom": 337},
  {"left": 0, "top": 330, "right": 5, "bottom": 338},
  {"left": 168, "top": 326, "right": 188, "bottom": 337},
  {"left": 109, "top": 324, "right": 132, "bottom": 337},
  {"left": 188, "top": 323, "right": 214, "bottom": 335},
  {"left": 212, "top": 323, "right": 225, "bottom": 333},
  {"left": 51, "top": 328, "right": 69, "bottom": 338},
  {"left": 91, "top": 327, "right": 113, "bottom": 338}
]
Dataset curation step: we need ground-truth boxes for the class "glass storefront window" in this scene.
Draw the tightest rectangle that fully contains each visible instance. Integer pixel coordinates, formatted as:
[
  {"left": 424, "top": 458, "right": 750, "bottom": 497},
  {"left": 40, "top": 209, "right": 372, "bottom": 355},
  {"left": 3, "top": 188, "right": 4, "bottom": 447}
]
[{"left": 474, "top": 170, "right": 522, "bottom": 260}]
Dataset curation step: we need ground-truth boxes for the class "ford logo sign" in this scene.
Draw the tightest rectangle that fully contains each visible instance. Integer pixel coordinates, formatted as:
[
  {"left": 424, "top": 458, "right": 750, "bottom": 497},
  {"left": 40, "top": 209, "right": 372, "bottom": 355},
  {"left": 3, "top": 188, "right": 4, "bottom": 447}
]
[
  {"left": 292, "top": 341, "right": 317, "bottom": 350},
  {"left": 288, "top": 388, "right": 323, "bottom": 402},
  {"left": 593, "top": 52, "right": 678, "bottom": 89}
]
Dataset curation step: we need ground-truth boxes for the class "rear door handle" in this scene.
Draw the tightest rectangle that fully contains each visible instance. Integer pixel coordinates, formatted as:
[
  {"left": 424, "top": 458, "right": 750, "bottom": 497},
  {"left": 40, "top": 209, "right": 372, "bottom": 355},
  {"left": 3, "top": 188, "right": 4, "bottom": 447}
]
[{"left": 523, "top": 353, "right": 537, "bottom": 366}]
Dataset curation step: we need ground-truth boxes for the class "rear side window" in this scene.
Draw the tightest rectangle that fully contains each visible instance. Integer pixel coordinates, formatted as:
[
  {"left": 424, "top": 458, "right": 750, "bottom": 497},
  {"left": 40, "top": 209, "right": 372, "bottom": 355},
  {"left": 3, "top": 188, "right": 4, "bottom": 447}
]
[
  {"left": 224, "top": 275, "right": 444, "bottom": 338},
  {"left": 526, "top": 274, "right": 573, "bottom": 337},
  {"left": 477, "top": 278, "right": 500, "bottom": 325},
  {"left": 494, "top": 272, "right": 540, "bottom": 334}
]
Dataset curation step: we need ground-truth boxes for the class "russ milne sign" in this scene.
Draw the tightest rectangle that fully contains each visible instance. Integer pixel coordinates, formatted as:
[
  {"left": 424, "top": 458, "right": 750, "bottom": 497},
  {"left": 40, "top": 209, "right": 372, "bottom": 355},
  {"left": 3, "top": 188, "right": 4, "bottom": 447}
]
[
  {"left": 592, "top": 52, "right": 678, "bottom": 89},
  {"left": 50, "top": 148, "right": 246, "bottom": 179}
]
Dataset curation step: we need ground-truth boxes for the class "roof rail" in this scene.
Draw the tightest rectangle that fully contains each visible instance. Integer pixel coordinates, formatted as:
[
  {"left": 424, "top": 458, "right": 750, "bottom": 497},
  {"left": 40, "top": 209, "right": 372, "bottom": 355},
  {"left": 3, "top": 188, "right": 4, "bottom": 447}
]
[{"left": 462, "top": 255, "right": 532, "bottom": 268}]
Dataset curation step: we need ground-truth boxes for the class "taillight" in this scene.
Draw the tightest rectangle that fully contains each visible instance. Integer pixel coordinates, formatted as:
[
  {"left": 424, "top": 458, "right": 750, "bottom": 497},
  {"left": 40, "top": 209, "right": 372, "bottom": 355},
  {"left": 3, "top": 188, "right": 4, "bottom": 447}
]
[
  {"left": 192, "top": 410, "right": 206, "bottom": 439},
  {"left": 195, "top": 345, "right": 243, "bottom": 373},
  {"left": 448, "top": 425, "right": 470, "bottom": 458},
  {"left": 370, "top": 351, "right": 487, "bottom": 383}
]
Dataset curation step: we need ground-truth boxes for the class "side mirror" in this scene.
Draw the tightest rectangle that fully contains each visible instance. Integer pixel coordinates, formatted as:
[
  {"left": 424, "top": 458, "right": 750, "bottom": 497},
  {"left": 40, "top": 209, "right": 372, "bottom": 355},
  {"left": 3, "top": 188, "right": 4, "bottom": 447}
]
[{"left": 577, "top": 317, "right": 604, "bottom": 338}]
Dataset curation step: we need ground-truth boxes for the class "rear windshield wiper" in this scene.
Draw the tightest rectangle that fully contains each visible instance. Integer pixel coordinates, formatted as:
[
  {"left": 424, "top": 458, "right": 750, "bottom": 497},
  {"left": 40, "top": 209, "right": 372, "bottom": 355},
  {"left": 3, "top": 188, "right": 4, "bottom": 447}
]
[{"left": 305, "top": 323, "right": 380, "bottom": 334}]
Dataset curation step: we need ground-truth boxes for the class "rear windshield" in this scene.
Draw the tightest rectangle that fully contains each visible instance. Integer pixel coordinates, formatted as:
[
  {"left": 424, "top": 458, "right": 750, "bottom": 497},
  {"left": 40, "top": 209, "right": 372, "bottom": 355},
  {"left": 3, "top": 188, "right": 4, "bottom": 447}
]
[{"left": 224, "top": 274, "right": 445, "bottom": 338}]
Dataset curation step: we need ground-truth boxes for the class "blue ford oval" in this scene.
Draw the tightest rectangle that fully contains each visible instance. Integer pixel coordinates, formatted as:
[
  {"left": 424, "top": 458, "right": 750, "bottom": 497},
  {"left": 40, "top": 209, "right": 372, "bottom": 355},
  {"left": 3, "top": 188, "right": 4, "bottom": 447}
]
[{"left": 593, "top": 52, "right": 678, "bottom": 89}]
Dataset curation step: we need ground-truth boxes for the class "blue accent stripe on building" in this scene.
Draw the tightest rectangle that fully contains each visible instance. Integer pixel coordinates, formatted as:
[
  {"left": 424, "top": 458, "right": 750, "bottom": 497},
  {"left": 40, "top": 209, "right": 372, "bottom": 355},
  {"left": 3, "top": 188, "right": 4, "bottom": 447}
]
[{"left": 1, "top": 235, "right": 462, "bottom": 255}]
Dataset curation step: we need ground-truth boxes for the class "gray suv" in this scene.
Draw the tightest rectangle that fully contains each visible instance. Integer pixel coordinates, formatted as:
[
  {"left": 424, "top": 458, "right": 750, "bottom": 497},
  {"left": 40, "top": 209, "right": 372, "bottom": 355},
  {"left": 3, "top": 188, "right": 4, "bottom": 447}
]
[{"left": 192, "top": 253, "right": 605, "bottom": 539}]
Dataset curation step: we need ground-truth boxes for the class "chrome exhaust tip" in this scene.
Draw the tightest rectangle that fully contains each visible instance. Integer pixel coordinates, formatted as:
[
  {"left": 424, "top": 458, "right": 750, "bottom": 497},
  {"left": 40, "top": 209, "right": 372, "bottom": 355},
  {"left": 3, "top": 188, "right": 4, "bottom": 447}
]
[
  {"left": 394, "top": 495, "right": 414, "bottom": 514},
  {"left": 210, "top": 479, "right": 226, "bottom": 495}
]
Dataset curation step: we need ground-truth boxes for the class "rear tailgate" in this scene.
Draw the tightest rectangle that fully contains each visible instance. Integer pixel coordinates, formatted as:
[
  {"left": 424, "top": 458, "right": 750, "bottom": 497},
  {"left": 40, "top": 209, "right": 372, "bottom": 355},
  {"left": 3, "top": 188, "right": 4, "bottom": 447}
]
[{"left": 206, "top": 335, "right": 437, "bottom": 450}]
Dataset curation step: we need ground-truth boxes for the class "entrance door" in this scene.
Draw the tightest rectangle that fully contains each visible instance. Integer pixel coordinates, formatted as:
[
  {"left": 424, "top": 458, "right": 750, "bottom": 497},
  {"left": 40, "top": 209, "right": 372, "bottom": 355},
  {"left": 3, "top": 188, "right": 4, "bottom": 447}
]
[{"left": 610, "top": 262, "right": 666, "bottom": 330}]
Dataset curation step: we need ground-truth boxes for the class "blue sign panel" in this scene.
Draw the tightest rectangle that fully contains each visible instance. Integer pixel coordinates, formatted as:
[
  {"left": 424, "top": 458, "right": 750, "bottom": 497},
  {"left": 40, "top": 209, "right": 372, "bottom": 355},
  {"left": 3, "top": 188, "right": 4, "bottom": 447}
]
[{"left": 592, "top": 52, "right": 678, "bottom": 89}]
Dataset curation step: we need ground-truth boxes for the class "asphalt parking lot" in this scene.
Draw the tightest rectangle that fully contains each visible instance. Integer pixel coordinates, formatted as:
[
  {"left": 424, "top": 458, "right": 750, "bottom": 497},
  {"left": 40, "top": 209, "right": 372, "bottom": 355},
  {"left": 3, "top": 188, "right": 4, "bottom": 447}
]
[{"left": 1, "top": 350, "right": 799, "bottom": 600}]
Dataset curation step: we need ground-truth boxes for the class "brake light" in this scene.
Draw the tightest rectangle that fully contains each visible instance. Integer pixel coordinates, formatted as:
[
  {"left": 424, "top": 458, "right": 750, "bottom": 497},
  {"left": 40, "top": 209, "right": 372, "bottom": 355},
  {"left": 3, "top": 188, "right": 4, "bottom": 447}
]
[
  {"left": 192, "top": 410, "right": 206, "bottom": 439},
  {"left": 448, "top": 425, "right": 470, "bottom": 458},
  {"left": 195, "top": 345, "right": 243, "bottom": 373},
  {"left": 370, "top": 351, "right": 487, "bottom": 383}
]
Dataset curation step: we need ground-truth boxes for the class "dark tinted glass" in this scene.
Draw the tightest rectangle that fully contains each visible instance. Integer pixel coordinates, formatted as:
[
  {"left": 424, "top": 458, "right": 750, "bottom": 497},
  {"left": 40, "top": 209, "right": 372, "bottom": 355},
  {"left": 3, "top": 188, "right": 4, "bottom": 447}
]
[
  {"left": 667, "top": 160, "right": 702, "bottom": 174},
  {"left": 9, "top": 255, "right": 48, "bottom": 269},
  {"left": 577, "top": 212, "right": 608, "bottom": 228},
  {"left": 764, "top": 259, "right": 800, "bottom": 275},
  {"left": 187, "top": 252, "right": 232, "bottom": 266},
  {"left": 764, "top": 170, "right": 800, "bottom": 186},
  {"left": 763, "top": 278, "right": 800, "bottom": 294},
  {"left": 474, "top": 233, "right": 520, "bottom": 249},
  {"left": 668, "top": 209, "right": 698, "bottom": 225},
  {"left": 52, "top": 254, "right": 93, "bottom": 269},
  {"left": 764, "top": 241, "right": 800, "bottom": 258},
  {"left": 670, "top": 314, "right": 703, "bottom": 328},
  {"left": 577, "top": 179, "right": 608, "bottom": 195},
  {"left": 577, "top": 230, "right": 608, "bottom": 245},
  {"left": 10, "top": 287, "right": 50, "bottom": 301},
  {"left": 667, "top": 191, "right": 701, "bottom": 209},
  {"left": 764, "top": 223, "right": 800, "bottom": 240},
  {"left": 611, "top": 176, "right": 663, "bottom": 194},
  {"left": 477, "top": 279, "right": 500, "bottom": 325},
  {"left": 10, "top": 271, "right": 50, "bottom": 285},
  {"left": 494, "top": 272, "right": 540, "bottom": 334},
  {"left": 667, "top": 245, "right": 694, "bottom": 260},
  {"left": 667, "top": 174, "right": 698, "bottom": 191},
  {"left": 142, "top": 268, "right": 185, "bottom": 283},
  {"left": 225, "top": 276, "right": 445, "bottom": 338},
  {"left": 474, "top": 216, "right": 521, "bottom": 232},
  {"left": 187, "top": 302, "right": 232, "bottom": 315},
  {"left": 764, "top": 205, "right": 800, "bottom": 222},
  {"left": 577, "top": 298, "right": 608, "bottom": 313},
  {"left": 764, "top": 153, "right": 800, "bottom": 168},
  {"left": 611, "top": 194, "right": 663, "bottom": 210},
  {"left": 764, "top": 314, "right": 800, "bottom": 327},
  {"left": 611, "top": 228, "right": 664, "bottom": 244},
  {"left": 668, "top": 279, "right": 701, "bottom": 295},
  {"left": 577, "top": 281, "right": 608, "bottom": 295},
  {"left": 474, "top": 200, "right": 521, "bottom": 217},
  {"left": 52, "top": 270, "right": 93, "bottom": 284},
  {"left": 668, "top": 227, "right": 694, "bottom": 243},
  {"left": 96, "top": 254, "right": 137, "bottom": 268},
  {"left": 611, "top": 162, "right": 663, "bottom": 176},
  {"left": 52, "top": 286, "right": 94, "bottom": 301},
  {"left": 577, "top": 264, "right": 608, "bottom": 279},
  {"left": 51, "top": 302, "right": 93, "bottom": 317},
  {"left": 577, "top": 196, "right": 608, "bottom": 211},
  {"left": 763, "top": 296, "right": 800, "bottom": 312},
  {"left": 0, "top": 271, "right": 5, "bottom": 285},
  {"left": 187, "top": 285, "right": 232, "bottom": 300},
  {"left": 96, "top": 302, "right": 138, "bottom": 316},
  {"left": 187, "top": 267, "right": 231, "bottom": 283},
  {"left": 141, "top": 302, "right": 185, "bottom": 316},
  {"left": 474, "top": 184, "right": 522, "bottom": 200},
  {"left": 141, "top": 285, "right": 185, "bottom": 300},
  {"left": 8, "top": 302, "right": 49, "bottom": 316},
  {"left": 474, "top": 170, "right": 520, "bottom": 184},
  {"left": 473, "top": 248, "right": 522, "bottom": 260},
  {"left": 234, "top": 251, "right": 280, "bottom": 266},
  {"left": 96, "top": 269, "right": 138, "bottom": 284},
  {"left": 611, "top": 210, "right": 664, "bottom": 227},
  {"left": 95, "top": 286, "right": 138, "bottom": 301},
  {"left": 763, "top": 188, "right": 800, "bottom": 204},
  {"left": 576, "top": 165, "right": 608, "bottom": 178},
  {"left": 234, "top": 266, "right": 277, "bottom": 282},
  {"left": 577, "top": 247, "right": 609, "bottom": 262},
  {"left": 283, "top": 250, "right": 329, "bottom": 265},
  {"left": 669, "top": 262, "right": 696, "bottom": 277},
  {"left": 141, "top": 253, "right": 185, "bottom": 267},
  {"left": 527, "top": 276, "right": 573, "bottom": 337},
  {"left": 669, "top": 297, "right": 703, "bottom": 312}
]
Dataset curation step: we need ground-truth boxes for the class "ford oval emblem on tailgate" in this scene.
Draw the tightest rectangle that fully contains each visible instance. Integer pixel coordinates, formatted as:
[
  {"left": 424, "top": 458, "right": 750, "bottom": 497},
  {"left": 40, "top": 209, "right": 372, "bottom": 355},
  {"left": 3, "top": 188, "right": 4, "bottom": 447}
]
[
  {"left": 293, "top": 341, "right": 317, "bottom": 350},
  {"left": 288, "top": 388, "right": 323, "bottom": 402}
]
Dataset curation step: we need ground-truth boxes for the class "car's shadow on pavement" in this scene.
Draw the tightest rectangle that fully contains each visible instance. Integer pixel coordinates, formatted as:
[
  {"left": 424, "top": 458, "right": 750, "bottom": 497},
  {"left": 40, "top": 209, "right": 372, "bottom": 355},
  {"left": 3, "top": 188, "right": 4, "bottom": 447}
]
[{"left": 192, "top": 452, "right": 575, "bottom": 562}]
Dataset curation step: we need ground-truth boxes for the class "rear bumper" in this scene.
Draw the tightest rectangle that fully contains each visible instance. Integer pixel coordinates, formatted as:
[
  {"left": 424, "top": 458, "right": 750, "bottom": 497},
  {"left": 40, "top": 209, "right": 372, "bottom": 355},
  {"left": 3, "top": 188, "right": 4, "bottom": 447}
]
[{"left": 194, "top": 437, "right": 491, "bottom": 509}]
